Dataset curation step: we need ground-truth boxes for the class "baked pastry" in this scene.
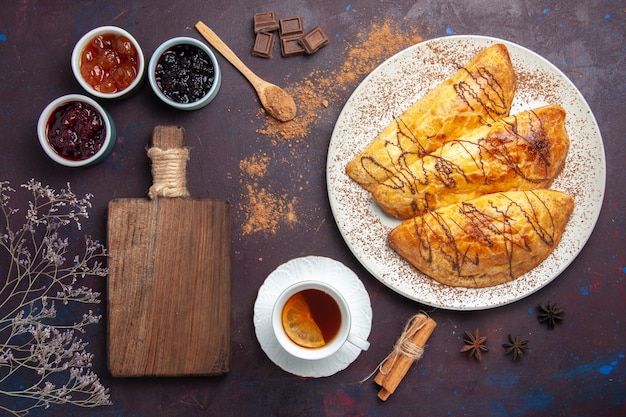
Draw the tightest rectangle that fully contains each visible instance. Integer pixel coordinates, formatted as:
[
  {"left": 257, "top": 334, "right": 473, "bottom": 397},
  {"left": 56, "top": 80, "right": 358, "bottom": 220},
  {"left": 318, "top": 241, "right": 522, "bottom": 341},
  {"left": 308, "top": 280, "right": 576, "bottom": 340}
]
[
  {"left": 371, "top": 105, "right": 570, "bottom": 219},
  {"left": 388, "top": 189, "right": 574, "bottom": 288},
  {"left": 346, "top": 43, "right": 517, "bottom": 192}
]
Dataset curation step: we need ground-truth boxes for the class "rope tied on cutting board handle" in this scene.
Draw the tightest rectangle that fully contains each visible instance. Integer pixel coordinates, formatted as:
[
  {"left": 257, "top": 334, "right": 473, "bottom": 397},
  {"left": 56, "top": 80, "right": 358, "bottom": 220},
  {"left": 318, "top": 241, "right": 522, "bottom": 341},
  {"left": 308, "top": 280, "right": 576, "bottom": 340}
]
[{"left": 147, "top": 146, "right": 190, "bottom": 199}]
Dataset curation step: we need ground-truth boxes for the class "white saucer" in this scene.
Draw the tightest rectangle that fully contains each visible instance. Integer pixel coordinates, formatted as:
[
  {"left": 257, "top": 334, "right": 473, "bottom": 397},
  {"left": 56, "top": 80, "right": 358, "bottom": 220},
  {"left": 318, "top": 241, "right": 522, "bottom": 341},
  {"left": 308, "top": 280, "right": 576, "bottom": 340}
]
[{"left": 253, "top": 256, "right": 372, "bottom": 377}]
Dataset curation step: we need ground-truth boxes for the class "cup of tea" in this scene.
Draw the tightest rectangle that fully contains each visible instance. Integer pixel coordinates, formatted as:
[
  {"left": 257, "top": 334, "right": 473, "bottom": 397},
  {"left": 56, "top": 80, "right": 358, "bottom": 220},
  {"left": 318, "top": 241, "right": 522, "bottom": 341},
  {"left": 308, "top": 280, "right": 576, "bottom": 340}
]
[{"left": 272, "top": 280, "right": 370, "bottom": 360}]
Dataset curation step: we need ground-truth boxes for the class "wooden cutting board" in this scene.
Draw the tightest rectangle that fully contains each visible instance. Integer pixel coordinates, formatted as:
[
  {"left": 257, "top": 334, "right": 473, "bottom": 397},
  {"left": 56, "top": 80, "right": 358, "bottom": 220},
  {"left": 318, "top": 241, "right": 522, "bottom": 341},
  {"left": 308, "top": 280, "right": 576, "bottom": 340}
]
[{"left": 107, "top": 125, "right": 231, "bottom": 377}]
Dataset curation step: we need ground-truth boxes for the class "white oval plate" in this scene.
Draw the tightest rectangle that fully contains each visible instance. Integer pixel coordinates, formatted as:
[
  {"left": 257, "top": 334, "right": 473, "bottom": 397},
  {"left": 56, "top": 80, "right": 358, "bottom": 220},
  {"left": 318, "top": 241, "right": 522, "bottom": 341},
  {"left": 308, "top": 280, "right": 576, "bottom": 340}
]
[
  {"left": 253, "top": 256, "right": 372, "bottom": 377},
  {"left": 326, "top": 35, "right": 606, "bottom": 310}
]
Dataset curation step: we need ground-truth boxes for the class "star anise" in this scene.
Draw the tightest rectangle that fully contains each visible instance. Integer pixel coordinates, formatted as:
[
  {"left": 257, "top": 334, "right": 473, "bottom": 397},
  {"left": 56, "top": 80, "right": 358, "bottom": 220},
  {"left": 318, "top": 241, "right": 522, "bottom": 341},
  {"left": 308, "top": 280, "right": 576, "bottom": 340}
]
[
  {"left": 460, "top": 328, "right": 489, "bottom": 361},
  {"left": 537, "top": 302, "right": 565, "bottom": 329},
  {"left": 502, "top": 334, "right": 529, "bottom": 361}
]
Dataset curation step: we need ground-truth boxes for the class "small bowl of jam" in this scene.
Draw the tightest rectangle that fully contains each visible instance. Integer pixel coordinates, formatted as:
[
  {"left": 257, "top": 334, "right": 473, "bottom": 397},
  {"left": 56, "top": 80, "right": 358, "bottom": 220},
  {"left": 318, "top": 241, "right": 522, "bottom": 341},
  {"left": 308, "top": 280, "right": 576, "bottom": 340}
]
[
  {"left": 72, "top": 26, "right": 145, "bottom": 99},
  {"left": 148, "top": 37, "right": 221, "bottom": 110},
  {"left": 37, "top": 94, "right": 116, "bottom": 167}
]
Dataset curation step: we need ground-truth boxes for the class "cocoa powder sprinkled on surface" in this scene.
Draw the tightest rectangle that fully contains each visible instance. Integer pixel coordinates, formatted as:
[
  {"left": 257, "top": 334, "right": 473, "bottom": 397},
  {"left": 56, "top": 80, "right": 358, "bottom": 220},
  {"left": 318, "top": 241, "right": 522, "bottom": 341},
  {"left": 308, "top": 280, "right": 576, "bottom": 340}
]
[
  {"left": 239, "top": 153, "right": 269, "bottom": 177},
  {"left": 239, "top": 152, "right": 299, "bottom": 235},
  {"left": 240, "top": 184, "right": 298, "bottom": 235},
  {"left": 257, "top": 18, "right": 423, "bottom": 141},
  {"left": 240, "top": 18, "right": 423, "bottom": 235}
]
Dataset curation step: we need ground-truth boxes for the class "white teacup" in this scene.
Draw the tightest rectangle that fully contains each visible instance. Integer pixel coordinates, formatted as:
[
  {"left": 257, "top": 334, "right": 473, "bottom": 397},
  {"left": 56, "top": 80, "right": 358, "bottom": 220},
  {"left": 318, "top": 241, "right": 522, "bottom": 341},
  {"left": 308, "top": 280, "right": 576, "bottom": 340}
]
[{"left": 272, "top": 280, "right": 370, "bottom": 360}]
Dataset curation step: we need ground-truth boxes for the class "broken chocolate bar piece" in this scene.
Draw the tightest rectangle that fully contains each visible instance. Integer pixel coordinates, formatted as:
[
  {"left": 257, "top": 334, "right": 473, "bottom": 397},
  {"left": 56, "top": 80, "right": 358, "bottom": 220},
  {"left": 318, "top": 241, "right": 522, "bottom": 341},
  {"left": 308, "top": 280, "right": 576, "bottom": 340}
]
[
  {"left": 252, "top": 32, "right": 275, "bottom": 58},
  {"left": 280, "top": 36, "right": 306, "bottom": 57},
  {"left": 299, "top": 26, "right": 329, "bottom": 54},
  {"left": 279, "top": 16, "right": 304, "bottom": 37},
  {"left": 253, "top": 12, "right": 279, "bottom": 33}
]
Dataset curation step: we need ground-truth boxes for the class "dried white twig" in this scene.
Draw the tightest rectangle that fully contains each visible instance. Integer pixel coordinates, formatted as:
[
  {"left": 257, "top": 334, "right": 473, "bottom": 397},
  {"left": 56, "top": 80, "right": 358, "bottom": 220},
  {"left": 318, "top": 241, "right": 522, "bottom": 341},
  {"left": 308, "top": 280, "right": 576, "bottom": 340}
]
[{"left": 0, "top": 180, "right": 111, "bottom": 416}]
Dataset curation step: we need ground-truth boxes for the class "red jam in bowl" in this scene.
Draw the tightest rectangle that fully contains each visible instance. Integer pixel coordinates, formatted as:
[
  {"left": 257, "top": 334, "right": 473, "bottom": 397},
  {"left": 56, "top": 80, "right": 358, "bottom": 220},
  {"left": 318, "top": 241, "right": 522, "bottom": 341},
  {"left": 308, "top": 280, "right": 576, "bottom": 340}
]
[
  {"left": 80, "top": 33, "right": 139, "bottom": 94},
  {"left": 46, "top": 101, "right": 106, "bottom": 161}
]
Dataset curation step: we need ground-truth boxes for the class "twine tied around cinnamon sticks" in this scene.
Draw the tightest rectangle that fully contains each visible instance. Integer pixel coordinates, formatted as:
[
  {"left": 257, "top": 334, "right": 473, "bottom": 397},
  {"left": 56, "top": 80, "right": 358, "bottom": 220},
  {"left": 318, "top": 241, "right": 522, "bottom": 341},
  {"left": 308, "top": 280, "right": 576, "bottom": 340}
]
[
  {"left": 147, "top": 146, "right": 190, "bottom": 199},
  {"left": 364, "top": 313, "right": 437, "bottom": 401}
]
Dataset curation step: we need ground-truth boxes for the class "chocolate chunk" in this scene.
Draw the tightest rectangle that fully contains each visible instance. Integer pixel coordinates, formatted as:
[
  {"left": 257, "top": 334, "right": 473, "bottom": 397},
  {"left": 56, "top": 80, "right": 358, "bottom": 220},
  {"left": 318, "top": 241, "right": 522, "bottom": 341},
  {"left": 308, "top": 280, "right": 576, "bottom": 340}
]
[
  {"left": 280, "top": 36, "right": 306, "bottom": 57},
  {"left": 279, "top": 16, "right": 304, "bottom": 37},
  {"left": 299, "top": 26, "right": 329, "bottom": 54},
  {"left": 252, "top": 32, "right": 275, "bottom": 58},
  {"left": 253, "top": 12, "right": 279, "bottom": 33}
]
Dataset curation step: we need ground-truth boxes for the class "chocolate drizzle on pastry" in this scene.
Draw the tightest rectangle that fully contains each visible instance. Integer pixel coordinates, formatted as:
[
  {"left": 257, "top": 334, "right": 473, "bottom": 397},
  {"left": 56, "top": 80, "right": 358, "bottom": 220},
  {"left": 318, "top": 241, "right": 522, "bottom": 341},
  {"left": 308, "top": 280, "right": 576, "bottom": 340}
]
[
  {"left": 370, "top": 105, "right": 570, "bottom": 219},
  {"left": 346, "top": 44, "right": 517, "bottom": 191},
  {"left": 359, "top": 64, "right": 512, "bottom": 184},
  {"left": 454, "top": 66, "right": 510, "bottom": 126},
  {"left": 345, "top": 44, "right": 574, "bottom": 289},
  {"left": 388, "top": 189, "right": 574, "bottom": 288}
]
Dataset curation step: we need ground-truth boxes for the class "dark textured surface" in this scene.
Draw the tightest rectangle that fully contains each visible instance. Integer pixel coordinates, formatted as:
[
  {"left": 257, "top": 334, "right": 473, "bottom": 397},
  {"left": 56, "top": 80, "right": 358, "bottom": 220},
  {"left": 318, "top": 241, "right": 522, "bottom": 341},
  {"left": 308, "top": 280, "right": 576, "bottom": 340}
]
[{"left": 0, "top": 1, "right": 624, "bottom": 416}]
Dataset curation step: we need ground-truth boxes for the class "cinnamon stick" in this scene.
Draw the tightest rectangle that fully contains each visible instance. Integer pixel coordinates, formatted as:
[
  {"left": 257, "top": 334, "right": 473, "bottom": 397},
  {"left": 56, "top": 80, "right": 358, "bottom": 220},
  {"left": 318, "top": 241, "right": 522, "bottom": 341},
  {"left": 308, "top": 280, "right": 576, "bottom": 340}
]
[{"left": 374, "top": 314, "right": 436, "bottom": 401}]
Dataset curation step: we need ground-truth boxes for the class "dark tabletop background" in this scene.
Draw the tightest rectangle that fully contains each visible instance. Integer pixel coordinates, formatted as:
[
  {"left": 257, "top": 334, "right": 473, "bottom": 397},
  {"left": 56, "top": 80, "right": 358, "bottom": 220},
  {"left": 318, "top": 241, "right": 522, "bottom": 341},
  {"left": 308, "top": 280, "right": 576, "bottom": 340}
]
[{"left": 0, "top": 1, "right": 624, "bottom": 416}]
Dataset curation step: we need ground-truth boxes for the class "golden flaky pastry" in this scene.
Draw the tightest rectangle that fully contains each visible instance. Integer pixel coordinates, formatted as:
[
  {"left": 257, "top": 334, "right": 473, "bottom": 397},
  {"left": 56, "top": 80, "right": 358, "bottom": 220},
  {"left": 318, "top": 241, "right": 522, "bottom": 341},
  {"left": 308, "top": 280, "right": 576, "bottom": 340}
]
[
  {"left": 371, "top": 105, "right": 570, "bottom": 219},
  {"left": 346, "top": 43, "right": 517, "bottom": 192},
  {"left": 388, "top": 190, "right": 574, "bottom": 288}
]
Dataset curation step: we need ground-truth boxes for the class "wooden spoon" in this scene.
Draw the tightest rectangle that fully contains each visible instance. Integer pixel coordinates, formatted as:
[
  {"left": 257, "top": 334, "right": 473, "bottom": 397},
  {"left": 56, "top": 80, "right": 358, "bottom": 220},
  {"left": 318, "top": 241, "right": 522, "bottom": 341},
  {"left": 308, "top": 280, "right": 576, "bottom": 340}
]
[{"left": 195, "top": 21, "right": 296, "bottom": 122}]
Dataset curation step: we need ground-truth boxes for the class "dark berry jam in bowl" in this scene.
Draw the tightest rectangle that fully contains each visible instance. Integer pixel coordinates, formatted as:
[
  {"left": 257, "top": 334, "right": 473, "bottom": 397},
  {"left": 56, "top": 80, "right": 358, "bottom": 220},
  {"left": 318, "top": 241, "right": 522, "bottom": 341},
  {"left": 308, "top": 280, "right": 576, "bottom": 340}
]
[
  {"left": 37, "top": 94, "right": 116, "bottom": 167},
  {"left": 148, "top": 37, "right": 221, "bottom": 110},
  {"left": 72, "top": 26, "right": 145, "bottom": 100}
]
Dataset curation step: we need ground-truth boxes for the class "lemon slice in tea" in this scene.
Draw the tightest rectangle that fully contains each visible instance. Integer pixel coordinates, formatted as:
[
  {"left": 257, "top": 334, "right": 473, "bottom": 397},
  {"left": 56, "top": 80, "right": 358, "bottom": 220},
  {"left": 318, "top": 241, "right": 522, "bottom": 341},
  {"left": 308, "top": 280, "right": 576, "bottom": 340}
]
[{"left": 281, "top": 292, "right": 325, "bottom": 348}]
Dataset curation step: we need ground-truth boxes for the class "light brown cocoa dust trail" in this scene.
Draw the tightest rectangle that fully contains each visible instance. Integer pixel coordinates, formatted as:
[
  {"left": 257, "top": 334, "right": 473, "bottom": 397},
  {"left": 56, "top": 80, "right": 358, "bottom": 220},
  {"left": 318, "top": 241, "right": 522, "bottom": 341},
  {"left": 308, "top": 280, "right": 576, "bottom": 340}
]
[
  {"left": 240, "top": 18, "right": 423, "bottom": 235},
  {"left": 257, "top": 18, "right": 424, "bottom": 141}
]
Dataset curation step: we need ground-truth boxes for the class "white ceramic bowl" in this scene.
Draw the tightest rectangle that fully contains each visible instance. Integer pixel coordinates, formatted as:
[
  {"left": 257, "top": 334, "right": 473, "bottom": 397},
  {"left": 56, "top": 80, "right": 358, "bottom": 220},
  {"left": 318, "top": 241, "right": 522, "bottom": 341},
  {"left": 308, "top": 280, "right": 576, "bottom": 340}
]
[
  {"left": 71, "top": 26, "right": 145, "bottom": 99},
  {"left": 37, "top": 94, "right": 116, "bottom": 167},
  {"left": 148, "top": 37, "right": 221, "bottom": 110}
]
